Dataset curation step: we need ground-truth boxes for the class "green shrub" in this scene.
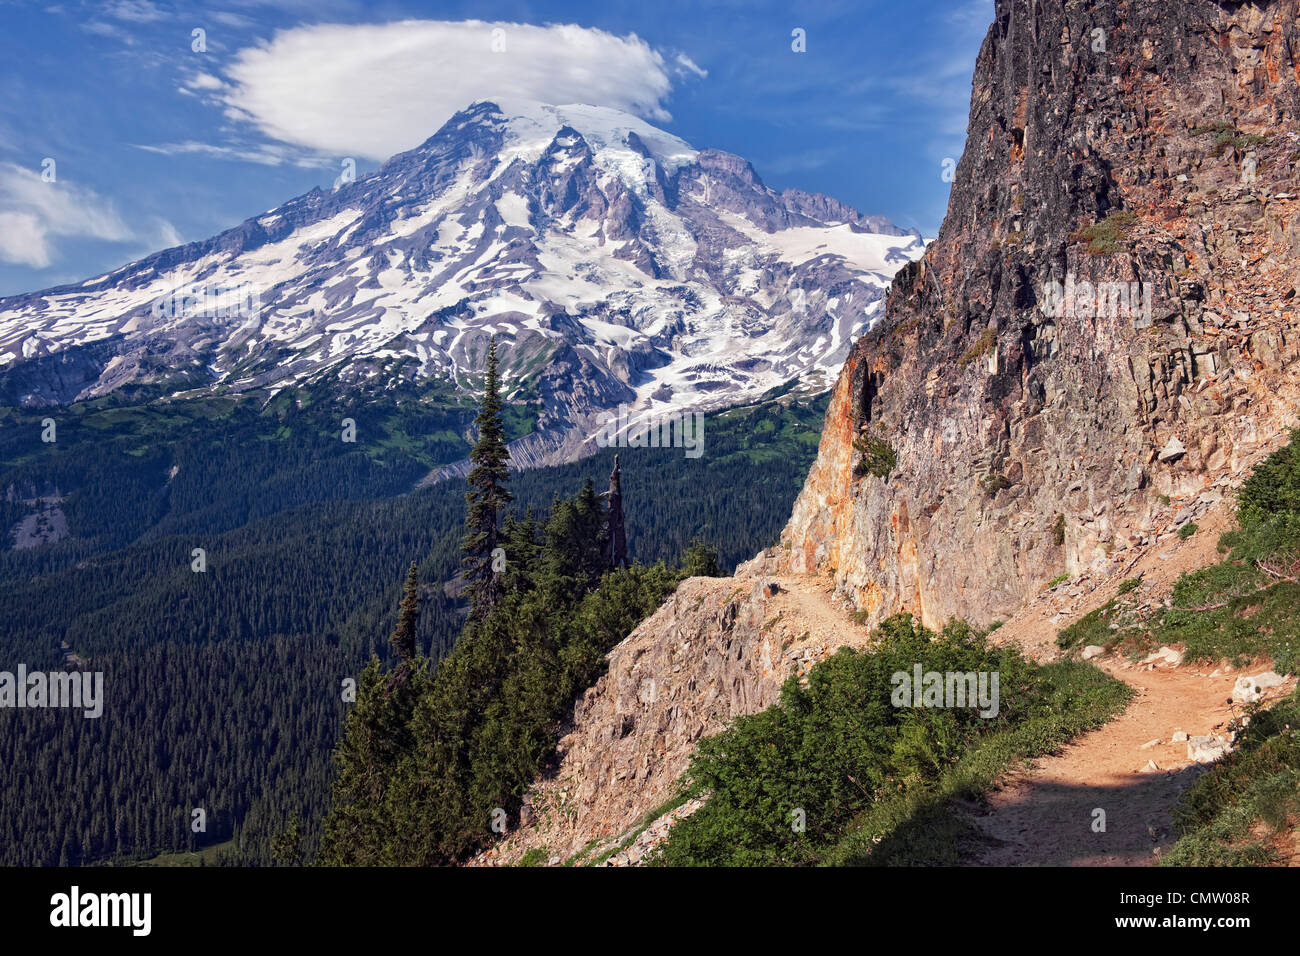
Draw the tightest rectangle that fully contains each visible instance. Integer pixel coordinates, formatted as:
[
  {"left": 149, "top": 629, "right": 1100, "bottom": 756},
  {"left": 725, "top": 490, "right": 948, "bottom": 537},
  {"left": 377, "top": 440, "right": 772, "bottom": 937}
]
[
  {"left": 853, "top": 431, "right": 897, "bottom": 479},
  {"left": 1237, "top": 429, "right": 1300, "bottom": 539},
  {"left": 649, "top": 614, "right": 1039, "bottom": 866},
  {"left": 1190, "top": 120, "right": 1235, "bottom": 137},
  {"left": 982, "top": 474, "right": 1012, "bottom": 497},
  {"left": 1177, "top": 522, "right": 1198, "bottom": 539},
  {"left": 1051, "top": 513, "right": 1066, "bottom": 546},
  {"left": 824, "top": 660, "right": 1131, "bottom": 865}
]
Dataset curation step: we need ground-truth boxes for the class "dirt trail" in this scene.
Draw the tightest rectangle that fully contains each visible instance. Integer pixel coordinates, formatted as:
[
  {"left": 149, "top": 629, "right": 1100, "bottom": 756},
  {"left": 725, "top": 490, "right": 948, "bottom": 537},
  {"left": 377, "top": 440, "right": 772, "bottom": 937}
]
[
  {"left": 967, "top": 497, "right": 1297, "bottom": 865},
  {"left": 968, "top": 660, "right": 1258, "bottom": 866},
  {"left": 744, "top": 550, "right": 1296, "bottom": 867},
  {"left": 763, "top": 499, "right": 1299, "bottom": 866}
]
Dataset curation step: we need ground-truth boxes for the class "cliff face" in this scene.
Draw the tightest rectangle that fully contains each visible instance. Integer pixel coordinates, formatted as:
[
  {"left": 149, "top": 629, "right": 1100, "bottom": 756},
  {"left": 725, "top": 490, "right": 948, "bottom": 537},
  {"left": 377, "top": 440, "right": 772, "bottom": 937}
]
[
  {"left": 765, "top": 0, "right": 1300, "bottom": 628},
  {"left": 489, "top": 0, "right": 1300, "bottom": 862}
]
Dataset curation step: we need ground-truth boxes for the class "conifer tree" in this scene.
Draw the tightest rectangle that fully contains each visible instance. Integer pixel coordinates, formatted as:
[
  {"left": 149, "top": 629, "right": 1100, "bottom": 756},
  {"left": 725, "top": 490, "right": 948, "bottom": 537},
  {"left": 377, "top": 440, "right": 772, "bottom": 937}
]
[
  {"left": 461, "top": 336, "right": 513, "bottom": 619},
  {"left": 501, "top": 508, "right": 540, "bottom": 595},
  {"left": 390, "top": 561, "right": 420, "bottom": 664}
]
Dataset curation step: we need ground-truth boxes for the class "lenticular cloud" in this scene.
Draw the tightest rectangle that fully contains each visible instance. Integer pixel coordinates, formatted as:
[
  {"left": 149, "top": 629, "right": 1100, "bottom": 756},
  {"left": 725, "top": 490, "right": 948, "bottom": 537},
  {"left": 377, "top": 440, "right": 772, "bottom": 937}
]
[{"left": 207, "top": 20, "right": 698, "bottom": 160}]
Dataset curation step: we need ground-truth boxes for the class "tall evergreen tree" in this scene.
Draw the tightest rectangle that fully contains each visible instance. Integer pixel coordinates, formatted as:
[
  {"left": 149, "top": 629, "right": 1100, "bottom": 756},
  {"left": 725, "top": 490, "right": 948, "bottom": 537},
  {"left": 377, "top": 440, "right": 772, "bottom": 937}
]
[
  {"left": 461, "top": 336, "right": 513, "bottom": 619},
  {"left": 390, "top": 561, "right": 420, "bottom": 664}
]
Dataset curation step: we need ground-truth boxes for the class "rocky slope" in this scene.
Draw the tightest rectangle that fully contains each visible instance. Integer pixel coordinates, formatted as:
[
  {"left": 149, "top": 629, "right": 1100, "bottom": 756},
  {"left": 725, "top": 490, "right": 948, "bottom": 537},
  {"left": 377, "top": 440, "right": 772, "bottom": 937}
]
[
  {"left": 484, "top": 0, "right": 1300, "bottom": 863},
  {"left": 0, "top": 101, "right": 923, "bottom": 469},
  {"left": 472, "top": 574, "right": 877, "bottom": 866}
]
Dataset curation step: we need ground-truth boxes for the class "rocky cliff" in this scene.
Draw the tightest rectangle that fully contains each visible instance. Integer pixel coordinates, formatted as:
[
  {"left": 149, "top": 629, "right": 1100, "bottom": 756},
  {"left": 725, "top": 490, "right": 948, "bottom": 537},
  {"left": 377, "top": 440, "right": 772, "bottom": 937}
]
[
  {"left": 764, "top": 0, "right": 1300, "bottom": 628},
  {"left": 484, "top": 0, "right": 1300, "bottom": 863}
]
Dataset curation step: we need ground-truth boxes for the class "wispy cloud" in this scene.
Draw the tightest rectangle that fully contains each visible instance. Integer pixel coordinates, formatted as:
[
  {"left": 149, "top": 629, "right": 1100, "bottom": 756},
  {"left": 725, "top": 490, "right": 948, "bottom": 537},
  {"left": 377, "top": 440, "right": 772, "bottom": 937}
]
[
  {"left": 0, "top": 163, "right": 133, "bottom": 268},
  {"left": 134, "top": 139, "right": 331, "bottom": 168},
  {"left": 104, "top": 0, "right": 166, "bottom": 23}
]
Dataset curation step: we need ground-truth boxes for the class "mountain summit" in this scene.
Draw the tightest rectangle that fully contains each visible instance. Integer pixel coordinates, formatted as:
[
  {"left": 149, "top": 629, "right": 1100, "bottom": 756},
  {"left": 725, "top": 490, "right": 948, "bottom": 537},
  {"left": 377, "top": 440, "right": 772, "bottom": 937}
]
[{"left": 0, "top": 101, "right": 924, "bottom": 468}]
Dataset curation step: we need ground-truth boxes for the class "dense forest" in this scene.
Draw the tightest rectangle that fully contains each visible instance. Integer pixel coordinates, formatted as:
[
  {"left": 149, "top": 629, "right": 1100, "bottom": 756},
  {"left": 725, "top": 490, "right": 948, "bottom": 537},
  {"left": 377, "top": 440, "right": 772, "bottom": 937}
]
[{"left": 0, "top": 358, "right": 827, "bottom": 866}]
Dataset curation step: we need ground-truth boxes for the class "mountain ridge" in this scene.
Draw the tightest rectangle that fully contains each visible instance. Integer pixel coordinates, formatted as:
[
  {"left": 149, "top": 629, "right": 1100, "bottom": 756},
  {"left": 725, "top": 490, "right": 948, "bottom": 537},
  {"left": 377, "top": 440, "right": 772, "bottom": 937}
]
[{"left": 0, "top": 99, "right": 924, "bottom": 470}]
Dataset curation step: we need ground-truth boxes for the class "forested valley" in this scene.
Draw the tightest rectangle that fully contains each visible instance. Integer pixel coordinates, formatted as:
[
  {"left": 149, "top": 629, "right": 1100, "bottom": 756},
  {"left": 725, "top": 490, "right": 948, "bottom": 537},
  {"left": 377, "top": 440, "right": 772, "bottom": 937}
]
[{"left": 0, "top": 360, "right": 826, "bottom": 866}]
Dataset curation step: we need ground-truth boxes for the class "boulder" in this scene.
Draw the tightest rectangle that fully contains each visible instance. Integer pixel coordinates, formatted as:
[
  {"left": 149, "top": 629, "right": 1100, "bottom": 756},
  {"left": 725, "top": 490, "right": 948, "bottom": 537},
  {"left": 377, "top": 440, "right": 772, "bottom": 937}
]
[
  {"left": 1188, "top": 735, "right": 1232, "bottom": 763},
  {"left": 1158, "top": 437, "right": 1187, "bottom": 463},
  {"left": 1141, "top": 646, "right": 1183, "bottom": 666},
  {"left": 1232, "top": 671, "right": 1287, "bottom": 703}
]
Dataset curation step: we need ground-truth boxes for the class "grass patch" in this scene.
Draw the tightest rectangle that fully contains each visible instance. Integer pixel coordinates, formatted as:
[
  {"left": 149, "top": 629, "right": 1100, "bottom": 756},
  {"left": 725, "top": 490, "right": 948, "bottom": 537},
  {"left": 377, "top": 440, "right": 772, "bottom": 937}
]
[
  {"left": 518, "top": 847, "right": 549, "bottom": 867},
  {"left": 1056, "top": 597, "right": 1126, "bottom": 650},
  {"left": 1075, "top": 210, "right": 1138, "bottom": 255},
  {"left": 121, "top": 839, "right": 236, "bottom": 867},
  {"left": 1190, "top": 121, "right": 1236, "bottom": 137},
  {"left": 1191, "top": 122, "right": 1267, "bottom": 157},
  {"left": 1162, "top": 689, "right": 1300, "bottom": 866},
  {"left": 959, "top": 327, "right": 997, "bottom": 369}
]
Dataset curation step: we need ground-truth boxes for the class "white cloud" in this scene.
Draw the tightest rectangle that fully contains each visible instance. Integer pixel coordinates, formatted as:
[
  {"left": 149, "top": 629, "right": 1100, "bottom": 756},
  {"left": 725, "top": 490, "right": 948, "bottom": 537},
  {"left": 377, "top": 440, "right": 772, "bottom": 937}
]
[
  {"left": 150, "top": 216, "right": 183, "bottom": 249},
  {"left": 0, "top": 212, "right": 51, "bottom": 268},
  {"left": 186, "top": 72, "right": 225, "bottom": 91},
  {"left": 0, "top": 163, "right": 133, "bottom": 268},
  {"left": 195, "top": 20, "right": 701, "bottom": 161}
]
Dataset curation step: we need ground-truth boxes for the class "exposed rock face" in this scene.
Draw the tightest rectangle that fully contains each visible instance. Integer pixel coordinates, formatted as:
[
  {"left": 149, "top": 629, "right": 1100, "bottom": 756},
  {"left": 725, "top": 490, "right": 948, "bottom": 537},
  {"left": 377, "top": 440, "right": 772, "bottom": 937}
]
[
  {"left": 490, "top": 0, "right": 1300, "bottom": 864},
  {"left": 768, "top": 0, "right": 1300, "bottom": 628}
]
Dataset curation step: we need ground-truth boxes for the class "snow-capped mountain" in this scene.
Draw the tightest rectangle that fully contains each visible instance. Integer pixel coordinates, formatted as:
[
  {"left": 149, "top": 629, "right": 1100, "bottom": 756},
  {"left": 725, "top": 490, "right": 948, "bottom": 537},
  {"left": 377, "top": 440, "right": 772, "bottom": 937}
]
[{"left": 0, "top": 100, "right": 924, "bottom": 467}]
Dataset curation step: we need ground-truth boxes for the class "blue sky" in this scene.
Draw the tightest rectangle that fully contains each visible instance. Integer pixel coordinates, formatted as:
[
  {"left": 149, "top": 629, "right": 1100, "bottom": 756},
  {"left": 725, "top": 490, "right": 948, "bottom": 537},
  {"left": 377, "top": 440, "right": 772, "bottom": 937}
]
[{"left": 0, "top": 0, "right": 993, "bottom": 296}]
